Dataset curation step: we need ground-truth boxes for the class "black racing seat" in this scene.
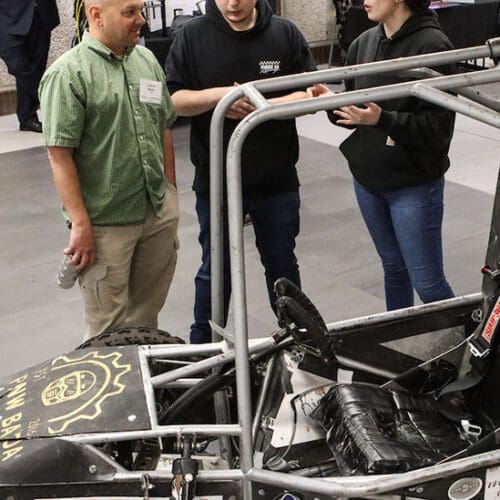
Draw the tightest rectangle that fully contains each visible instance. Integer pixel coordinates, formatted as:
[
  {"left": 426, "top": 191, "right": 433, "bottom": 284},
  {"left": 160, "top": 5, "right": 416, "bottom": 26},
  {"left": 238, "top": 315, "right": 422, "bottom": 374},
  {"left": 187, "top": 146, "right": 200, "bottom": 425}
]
[{"left": 313, "top": 384, "right": 474, "bottom": 474}]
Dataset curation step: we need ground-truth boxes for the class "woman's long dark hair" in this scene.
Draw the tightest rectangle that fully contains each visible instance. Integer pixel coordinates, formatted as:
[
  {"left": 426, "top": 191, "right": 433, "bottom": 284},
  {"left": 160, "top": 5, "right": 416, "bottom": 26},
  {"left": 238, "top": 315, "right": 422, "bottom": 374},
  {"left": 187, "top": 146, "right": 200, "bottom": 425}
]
[{"left": 405, "top": 0, "right": 431, "bottom": 13}]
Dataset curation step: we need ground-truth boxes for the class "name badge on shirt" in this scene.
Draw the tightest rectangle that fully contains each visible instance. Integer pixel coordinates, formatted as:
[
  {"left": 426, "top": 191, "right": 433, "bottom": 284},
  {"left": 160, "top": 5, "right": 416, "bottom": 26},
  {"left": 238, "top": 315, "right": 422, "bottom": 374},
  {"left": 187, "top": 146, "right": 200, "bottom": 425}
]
[{"left": 139, "top": 79, "right": 162, "bottom": 105}]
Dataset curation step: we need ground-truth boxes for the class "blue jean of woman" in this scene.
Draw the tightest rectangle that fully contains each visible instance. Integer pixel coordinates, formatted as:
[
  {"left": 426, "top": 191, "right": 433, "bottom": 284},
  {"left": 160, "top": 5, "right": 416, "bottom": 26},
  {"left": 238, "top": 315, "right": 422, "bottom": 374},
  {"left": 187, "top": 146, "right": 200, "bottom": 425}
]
[{"left": 354, "top": 176, "right": 454, "bottom": 310}]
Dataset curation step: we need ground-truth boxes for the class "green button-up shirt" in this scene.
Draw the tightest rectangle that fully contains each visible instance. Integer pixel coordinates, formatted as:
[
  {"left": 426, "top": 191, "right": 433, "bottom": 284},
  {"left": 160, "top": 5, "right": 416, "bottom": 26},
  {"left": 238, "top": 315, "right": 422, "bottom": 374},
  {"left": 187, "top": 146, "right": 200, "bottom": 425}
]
[{"left": 40, "top": 32, "right": 176, "bottom": 225}]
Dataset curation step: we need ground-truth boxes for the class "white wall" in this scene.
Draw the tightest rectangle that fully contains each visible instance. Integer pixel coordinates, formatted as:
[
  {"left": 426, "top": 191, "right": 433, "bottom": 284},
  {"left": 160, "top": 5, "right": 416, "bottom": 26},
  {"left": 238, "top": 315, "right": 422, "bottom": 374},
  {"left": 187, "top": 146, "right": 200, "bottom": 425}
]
[{"left": 281, "top": 0, "right": 336, "bottom": 46}]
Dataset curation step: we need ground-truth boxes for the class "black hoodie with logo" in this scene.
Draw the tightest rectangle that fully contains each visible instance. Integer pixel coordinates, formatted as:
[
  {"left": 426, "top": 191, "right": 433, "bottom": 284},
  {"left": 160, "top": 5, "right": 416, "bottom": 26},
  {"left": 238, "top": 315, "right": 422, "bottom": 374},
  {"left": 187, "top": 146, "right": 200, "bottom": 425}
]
[
  {"left": 166, "top": 0, "right": 316, "bottom": 194},
  {"left": 335, "top": 12, "right": 455, "bottom": 190}
]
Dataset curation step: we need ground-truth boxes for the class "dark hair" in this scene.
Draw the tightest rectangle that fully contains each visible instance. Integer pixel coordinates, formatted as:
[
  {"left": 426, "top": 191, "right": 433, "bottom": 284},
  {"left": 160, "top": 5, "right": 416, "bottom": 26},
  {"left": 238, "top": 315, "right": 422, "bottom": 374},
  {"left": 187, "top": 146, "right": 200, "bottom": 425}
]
[{"left": 405, "top": 0, "right": 430, "bottom": 13}]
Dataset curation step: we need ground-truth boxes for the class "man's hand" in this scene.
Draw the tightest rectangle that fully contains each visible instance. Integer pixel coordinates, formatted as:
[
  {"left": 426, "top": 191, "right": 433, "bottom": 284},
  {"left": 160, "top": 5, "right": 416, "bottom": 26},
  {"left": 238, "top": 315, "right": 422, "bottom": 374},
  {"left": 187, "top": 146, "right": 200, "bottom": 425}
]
[
  {"left": 47, "top": 146, "right": 95, "bottom": 270},
  {"left": 306, "top": 83, "right": 333, "bottom": 98},
  {"left": 226, "top": 96, "right": 256, "bottom": 120},
  {"left": 334, "top": 102, "right": 382, "bottom": 126},
  {"left": 65, "top": 220, "right": 95, "bottom": 270}
]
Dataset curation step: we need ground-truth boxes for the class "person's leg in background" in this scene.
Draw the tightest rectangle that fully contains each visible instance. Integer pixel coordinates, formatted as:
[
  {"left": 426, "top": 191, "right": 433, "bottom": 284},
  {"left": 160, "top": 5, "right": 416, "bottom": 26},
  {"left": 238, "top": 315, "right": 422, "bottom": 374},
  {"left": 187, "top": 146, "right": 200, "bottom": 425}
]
[
  {"left": 247, "top": 190, "right": 301, "bottom": 310},
  {"left": 1, "top": 10, "right": 50, "bottom": 130},
  {"left": 190, "top": 193, "right": 232, "bottom": 344},
  {"left": 388, "top": 176, "right": 454, "bottom": 304},
  {"left": 127, "top": 184, "right": 180, "bottom": 329},
  {"left": 353, "top": 178, "right": 414, "bottom": 310}
]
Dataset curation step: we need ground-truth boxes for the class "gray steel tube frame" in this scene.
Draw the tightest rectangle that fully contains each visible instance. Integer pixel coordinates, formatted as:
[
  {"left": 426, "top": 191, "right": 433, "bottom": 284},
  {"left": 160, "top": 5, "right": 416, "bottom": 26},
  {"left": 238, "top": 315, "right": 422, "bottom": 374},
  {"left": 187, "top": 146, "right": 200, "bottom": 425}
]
[
  {"left": 209, "top": 39, "right": 500, "bottom": 497},
  {"left": 209, "top": 39, "right": 500, "bottom": 338}
]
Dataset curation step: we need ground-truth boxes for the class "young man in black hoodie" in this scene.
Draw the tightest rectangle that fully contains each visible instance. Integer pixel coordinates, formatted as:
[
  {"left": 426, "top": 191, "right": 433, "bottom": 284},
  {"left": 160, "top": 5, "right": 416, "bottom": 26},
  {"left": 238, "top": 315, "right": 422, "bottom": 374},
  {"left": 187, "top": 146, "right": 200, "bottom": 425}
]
[
  {"left": 311, "top": 0, "right": 455, "bottom": 311},
  {"left": 166, "top": 0, "right": 316, "bottom": 343}
]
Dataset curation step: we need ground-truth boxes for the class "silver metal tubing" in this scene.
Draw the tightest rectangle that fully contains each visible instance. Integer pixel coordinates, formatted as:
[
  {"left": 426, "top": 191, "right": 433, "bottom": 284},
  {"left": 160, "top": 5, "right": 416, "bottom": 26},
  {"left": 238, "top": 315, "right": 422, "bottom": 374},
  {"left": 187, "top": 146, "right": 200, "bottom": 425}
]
[
  {"left": 209, "top": 89, "right": 252, "bottom": 481},
  {"left": 63, "top": 424, "right": 242, "bottom": 444},
  {"left": 207, "top": 41, "right": 500, "bottom": 369},
  {"left": 240, "top": 83, "right": 271, "bottom": 110},
  {"left": 213, "top": 389, "right": 234, "bottom": 468},
  {"left": 335, "top": 354, "right": 399, "bottom": 380},
  {"left": 226, "top": 118, "right": 254, "bottom": 485},
  {"left": 145, "top": 342, "right": 226, "bottom": 358},
  {"left": 233, "top": 67, "right": 500, "bottom": 124},
  {"left": 114, "top": 468, "right": 245, "bottom": 481},
  {"left": 164, "top": 378, "right": 204, "bottom": 388},
  {"left": 325, "top": 294, "right": 481, "bottom": 333},
  {"left": 209, "top": 87, "right": 245, "bottom": 342},
  {"left": 225, "top": 68, "right": 497, "bottom": 497},
  {"left": 138, "top": 349, "right": 159, "bottom": 428},
  {"left": 242, "top": 41, "right": 500, "bottom": 95},
  {"left": 247, "top": 449, "right": 500, "bottom": 497},
  {"left": 209, "top": 38, "right": 500, "bottom": 351},
  {"left": 150, "top": 337, "right": 274, "bottom": 387},
  {"left": 458, "top": 86, "right": 500, "bottom": 113},
  {"left": 411, "top": 83, "right": 500, "bottom": 127},
  {"left": 224, "top": 70, "right": 498, "bottom": 490},
  {"left": 403, "top": 67, "right": 500, "bottom": 112},
  {"left": 208, "top": 43, "right": 500, "bottom": 358},
  {"left": 209, "top": 41, "right": 499, "bottom": 496},
  {"left": 252, "top": 354, "right": 277, "bottom": 442}
]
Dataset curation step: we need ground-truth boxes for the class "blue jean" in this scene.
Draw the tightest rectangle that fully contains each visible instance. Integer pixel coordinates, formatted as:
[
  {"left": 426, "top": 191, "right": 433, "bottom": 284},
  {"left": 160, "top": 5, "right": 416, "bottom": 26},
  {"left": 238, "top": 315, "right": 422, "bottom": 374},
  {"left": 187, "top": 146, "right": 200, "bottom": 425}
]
[
  {"left": 354, "top": 177, "right": 454, "bottom": 310},
  {"left": 190, "top": 190, "right": 301, "bottom": 343}
]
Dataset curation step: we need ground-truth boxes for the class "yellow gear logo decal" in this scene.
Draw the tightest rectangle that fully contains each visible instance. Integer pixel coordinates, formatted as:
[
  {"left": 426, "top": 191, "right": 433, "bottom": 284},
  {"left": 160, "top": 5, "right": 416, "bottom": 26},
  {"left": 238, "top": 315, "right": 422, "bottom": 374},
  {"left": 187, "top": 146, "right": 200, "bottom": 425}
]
[{"left": 41, "top": 350, "right": 131, "bottom": 434}]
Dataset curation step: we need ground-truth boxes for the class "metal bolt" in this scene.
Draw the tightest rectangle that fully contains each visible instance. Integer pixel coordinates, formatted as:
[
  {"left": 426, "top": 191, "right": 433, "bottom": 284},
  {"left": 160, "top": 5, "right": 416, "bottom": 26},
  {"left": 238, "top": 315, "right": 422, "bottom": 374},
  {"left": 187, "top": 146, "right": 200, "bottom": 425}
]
[
  {"left": 88, "top": 464, "right": 97, "bottom": 474},
  {"left": 258, "top": 489, "right": 266, "bottom": 496},
  {"left": 128, "top": 414, "right": 137, "bottom": 422}
]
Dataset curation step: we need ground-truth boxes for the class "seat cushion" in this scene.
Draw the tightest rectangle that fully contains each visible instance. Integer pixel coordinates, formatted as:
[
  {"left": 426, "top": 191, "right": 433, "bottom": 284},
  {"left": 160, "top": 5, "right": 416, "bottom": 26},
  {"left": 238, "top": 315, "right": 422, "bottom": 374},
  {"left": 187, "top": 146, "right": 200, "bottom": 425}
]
[{"left": 313, "top": 384, "right": 472, "bottom": 474}]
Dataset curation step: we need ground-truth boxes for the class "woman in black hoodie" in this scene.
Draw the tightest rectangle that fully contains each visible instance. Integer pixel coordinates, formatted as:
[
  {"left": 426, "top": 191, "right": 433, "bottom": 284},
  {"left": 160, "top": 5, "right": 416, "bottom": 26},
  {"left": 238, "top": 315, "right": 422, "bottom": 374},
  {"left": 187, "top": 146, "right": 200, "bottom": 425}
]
[{"left": 313, "top": 0, "right": 455, "bottom": 310}]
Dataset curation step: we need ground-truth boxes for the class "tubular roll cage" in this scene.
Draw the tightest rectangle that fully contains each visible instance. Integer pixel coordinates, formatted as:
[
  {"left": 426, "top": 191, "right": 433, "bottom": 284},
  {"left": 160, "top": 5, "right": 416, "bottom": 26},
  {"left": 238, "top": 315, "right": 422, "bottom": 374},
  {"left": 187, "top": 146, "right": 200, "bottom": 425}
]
[
  {"left": 209, "top": 37, "right": 500, "bottom": 498},
  {"left": 59, "top": 39, "right": 500, "bottom": 498}
]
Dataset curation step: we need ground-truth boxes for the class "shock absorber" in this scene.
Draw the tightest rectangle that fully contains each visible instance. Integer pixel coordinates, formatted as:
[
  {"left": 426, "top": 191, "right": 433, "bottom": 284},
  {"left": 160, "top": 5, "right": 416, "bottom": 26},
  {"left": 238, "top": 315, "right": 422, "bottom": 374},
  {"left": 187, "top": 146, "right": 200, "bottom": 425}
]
[{"left": 171, "top": 437, "right": 199, "bottom": 500}]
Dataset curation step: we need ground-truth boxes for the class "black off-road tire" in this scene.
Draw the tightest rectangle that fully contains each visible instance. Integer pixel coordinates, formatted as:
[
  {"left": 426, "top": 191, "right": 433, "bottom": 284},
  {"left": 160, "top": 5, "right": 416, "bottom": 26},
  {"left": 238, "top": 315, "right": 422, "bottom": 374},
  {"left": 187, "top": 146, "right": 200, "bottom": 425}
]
[{"left": 77, "top": 325, "right": 184, "bottom": 349}]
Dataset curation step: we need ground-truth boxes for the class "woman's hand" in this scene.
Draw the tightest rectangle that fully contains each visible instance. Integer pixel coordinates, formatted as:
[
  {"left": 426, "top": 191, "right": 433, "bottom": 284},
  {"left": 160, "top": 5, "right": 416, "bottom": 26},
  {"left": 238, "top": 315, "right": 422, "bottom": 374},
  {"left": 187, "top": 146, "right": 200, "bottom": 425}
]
[{"left": 334, "top": 102, "right": 382, "bottom": 126}]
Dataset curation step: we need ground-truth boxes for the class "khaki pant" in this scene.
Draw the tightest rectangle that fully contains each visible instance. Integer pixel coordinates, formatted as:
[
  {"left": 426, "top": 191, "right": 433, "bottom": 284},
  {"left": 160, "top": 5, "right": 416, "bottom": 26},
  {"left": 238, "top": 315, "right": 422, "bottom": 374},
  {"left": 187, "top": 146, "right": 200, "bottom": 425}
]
[{"left": 79, "top": 184, "right": 179, "bottom": 340}]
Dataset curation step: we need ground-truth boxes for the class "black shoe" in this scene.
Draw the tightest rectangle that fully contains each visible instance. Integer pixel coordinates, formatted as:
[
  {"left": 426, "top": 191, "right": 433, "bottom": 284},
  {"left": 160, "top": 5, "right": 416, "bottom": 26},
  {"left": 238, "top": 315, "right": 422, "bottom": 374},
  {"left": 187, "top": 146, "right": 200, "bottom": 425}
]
[{"left": 20, "top": 119, "right": 42, "bottom": 133}]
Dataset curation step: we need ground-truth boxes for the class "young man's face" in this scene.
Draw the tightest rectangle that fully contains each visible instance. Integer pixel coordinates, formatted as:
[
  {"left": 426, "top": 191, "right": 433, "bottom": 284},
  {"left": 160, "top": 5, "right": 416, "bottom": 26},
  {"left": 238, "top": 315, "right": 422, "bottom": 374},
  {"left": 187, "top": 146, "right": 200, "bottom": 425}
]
[
  {"left": 93, "top": 0, "right": 145, "bottom": 54},
  {"left": 214, "top": 0, "right": 258, "bottom": 30}
]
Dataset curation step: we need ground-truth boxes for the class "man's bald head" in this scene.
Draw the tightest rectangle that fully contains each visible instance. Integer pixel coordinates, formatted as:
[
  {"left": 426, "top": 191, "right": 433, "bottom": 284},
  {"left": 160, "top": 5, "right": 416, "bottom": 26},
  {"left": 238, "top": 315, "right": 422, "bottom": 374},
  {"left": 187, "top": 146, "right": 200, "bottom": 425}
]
[
  {"left": 84, "top": 0, "right": 110, "bottom": 19},
  {"left": 84, "top": 0, "right": 145, "bottom": 55}
]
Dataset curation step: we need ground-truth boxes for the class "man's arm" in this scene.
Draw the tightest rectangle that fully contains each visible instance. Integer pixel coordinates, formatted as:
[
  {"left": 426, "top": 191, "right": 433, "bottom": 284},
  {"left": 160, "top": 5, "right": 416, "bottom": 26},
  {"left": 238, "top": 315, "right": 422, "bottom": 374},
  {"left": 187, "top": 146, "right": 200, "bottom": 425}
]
[
  {"left": 171, "top": 86, "right": 258, "bottom": 120},
  {"left": 172, "top": 87, "right": 312, "bottom": 119},
  {"left": 164, "top": 128, "right": 176, "bottom": 187},
  {"left": 47, "top": 146, "right": 95, "bottom": 270},
  {"left": 171, "top": 87, "right": 233, "bottom": 117},
  {"left": 268, "top": 90, "right": 310, "bottom": 105}
]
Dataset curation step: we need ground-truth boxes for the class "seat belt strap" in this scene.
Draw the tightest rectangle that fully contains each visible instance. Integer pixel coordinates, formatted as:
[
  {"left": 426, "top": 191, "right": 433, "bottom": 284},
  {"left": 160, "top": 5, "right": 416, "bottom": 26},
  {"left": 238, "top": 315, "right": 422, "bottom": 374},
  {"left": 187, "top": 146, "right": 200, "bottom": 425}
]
[{"left": 468, "top": 289, "right": 500, "bottom": 359}]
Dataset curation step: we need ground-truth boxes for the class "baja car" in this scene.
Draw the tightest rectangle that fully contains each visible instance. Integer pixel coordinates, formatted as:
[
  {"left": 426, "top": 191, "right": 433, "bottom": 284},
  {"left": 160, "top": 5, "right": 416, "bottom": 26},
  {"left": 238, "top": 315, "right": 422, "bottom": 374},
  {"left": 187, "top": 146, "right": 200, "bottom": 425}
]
[{"left": 1, "top": 38, "right": 500, "bottom": 500}]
